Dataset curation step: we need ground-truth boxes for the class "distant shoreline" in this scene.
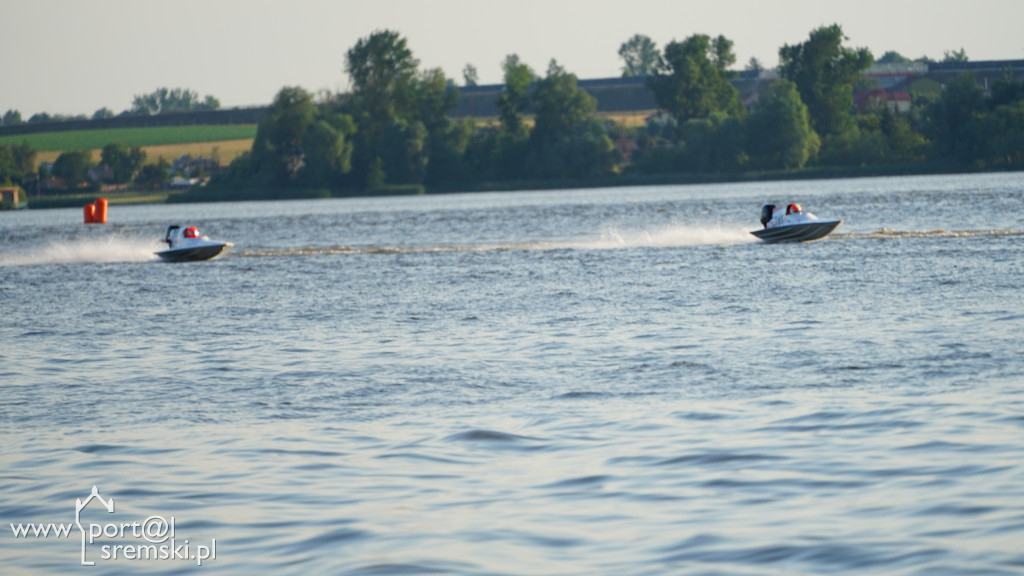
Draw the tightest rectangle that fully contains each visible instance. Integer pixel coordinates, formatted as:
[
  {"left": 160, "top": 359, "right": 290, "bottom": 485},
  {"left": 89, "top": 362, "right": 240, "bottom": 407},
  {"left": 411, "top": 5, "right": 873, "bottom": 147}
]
[{"left": 15, "top": 161, "right": 1020, "bottom": 211}]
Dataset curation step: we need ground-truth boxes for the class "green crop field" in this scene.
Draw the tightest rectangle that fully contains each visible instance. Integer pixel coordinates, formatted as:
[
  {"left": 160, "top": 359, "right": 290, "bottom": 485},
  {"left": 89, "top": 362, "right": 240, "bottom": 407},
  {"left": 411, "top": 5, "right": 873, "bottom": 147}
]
[{"left": 0, "top": 124, "right": 258, "bottom": 151}]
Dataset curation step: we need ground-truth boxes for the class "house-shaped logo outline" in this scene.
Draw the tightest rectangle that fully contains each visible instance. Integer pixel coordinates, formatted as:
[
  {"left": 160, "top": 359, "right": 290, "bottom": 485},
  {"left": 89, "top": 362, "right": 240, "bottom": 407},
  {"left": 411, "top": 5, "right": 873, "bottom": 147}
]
[{"left": 75, "top": 486, "right": 114, "bottom": 566}]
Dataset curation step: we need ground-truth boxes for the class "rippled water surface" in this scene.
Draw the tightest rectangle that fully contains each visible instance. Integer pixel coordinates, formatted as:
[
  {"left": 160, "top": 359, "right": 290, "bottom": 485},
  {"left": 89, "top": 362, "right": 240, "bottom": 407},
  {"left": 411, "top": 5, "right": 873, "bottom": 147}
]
[{"left": 2, "top": 174, "right": 1023, "bottom": 575}]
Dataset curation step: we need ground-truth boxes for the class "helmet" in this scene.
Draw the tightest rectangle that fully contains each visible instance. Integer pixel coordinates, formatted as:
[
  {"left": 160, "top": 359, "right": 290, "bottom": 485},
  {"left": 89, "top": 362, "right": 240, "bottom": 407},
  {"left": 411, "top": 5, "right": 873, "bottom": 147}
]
[
  {"left": 184, "top": 226, "right": 200, "bottom": 238},
  {"left": 787, "top": 203, "right": 802, "bottom": 215}
]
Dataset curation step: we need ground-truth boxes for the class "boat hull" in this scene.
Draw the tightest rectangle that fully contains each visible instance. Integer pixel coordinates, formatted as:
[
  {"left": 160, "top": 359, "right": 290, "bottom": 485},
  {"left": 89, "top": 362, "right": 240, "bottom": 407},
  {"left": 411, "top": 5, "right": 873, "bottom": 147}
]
[
  {"left": 750, "top": 220, "right": 842, "bottom": 243},
  {"left": 155, "top": 242, "right": 231, "bottom": 262}
]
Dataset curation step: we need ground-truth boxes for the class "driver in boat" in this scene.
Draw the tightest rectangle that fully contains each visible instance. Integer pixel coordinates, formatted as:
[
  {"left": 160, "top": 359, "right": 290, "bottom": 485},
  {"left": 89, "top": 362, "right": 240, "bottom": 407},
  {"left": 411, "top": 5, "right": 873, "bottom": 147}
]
[
  {"left": 184, "top": 226, "right": 201, "bottom": 239},
  {"left": 761, "top": 203, "right": 803, "bottom": 228}
]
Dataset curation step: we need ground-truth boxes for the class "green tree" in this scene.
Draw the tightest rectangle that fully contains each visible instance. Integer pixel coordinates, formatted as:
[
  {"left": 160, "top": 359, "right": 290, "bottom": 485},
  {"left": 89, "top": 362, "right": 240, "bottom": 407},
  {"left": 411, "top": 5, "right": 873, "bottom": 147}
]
[
  {"left": 710, "top": 35, "right": 736, "bottom": 71},
  {"left": 345, "top": 29, "right": 419, "bottom": 129},
  {"left": 461, "top": 57, "right": 535, "bottom": 183},
  {"left": 251, "top": 86, "right": 355, "bottom": 188},
  {"left": 676, "top": 112, "right": 746, "bottom": 172},
  {"left": 648, "top": 34, "right": 743, "bottom": 124},
  {"left": 2, "top": 109, "right": 22, "bottom": 126},
  {"left": 296, "top": 114, "right": 357, "bottom": 187},
  {"left": 497, "top": 54, "right": 535, "bottom": 137},
  {"left": 425, "top": 117, "right": 475, "bottom": 186},
  {"left": 101, "top": 143, "right": 146, "bottom": 183},
  {"left": 366, "top": 157, "right": 385, "bottom": 188},
  {"left": 983, "top": 100, "right": 1024, "bottom": 165},
  {"left": 343, "top": 29, "right": 463, "bottom": 188},
  {"left": 778, "top": 24, "right": 873, "bottom": 138},
  {"left": 131, "top": 87, "right": 220, "bottom": 115},
  {"left": 878, "top": 105, "right": 928, "bottom": 162},
  {"left": 942, "top": 48, "right": 969, "bottom": 63},
  {"left": 52, "top": 150, "right": 93, "bottom": 188},
  {"left": 92, "top": 107, "right": 115, "bottom": 120},
  {"left": 6, "top": 141, "right": 37, "bottom": 181},
  {"left": 990, "top": 80, "right": 1024, "bottom": 108},
  {"left": 132, "top": 90, "right": 158, "bottom": 115},
  {"left": 381, "top": 120, "right": 428, "bottom": 183},
  {"left": 814, "top": 113, "right": 892, "bottom": 167},
  {"left": 409, "top": 68, "right": 465, "bottom": 186},
  {"left": 416, "top": 68, "right": 472, "bottom": 186},
  {"left": 924, "top": 74, "right": 985, "bottom": 164},
  {"left": 462, "top": 63, "right": 478, "bottom": 87},
  {"left": 252, "top": 86, "right": 318, "bottom": 184},
  {"left": 415, "top": 68, "right": 460, "bottom": 135},
  {"left": 916, "top": 77, "right": 1024, "bottom": 167},
  {"left": 530, "top": 60, "right": 596, "bottom": 143},
  {"left": 877, "top": 51, "right": 911, "bottom": 64},
  {"left": 0, "top": 148, "right": 11, "bottom": 183},
  {"left": 136, "top": 158, "right": 170, "bottom": 190},
  {"left": 525, "top": 60, "right": 619, "bottom": 179},
  {"left": 618, "top": 34, "right": 662, "bottom": 77},
  {"left": 0, "top": 146, "right": 17, "bottom": 184},
  {"left": 745, "top": 80, "right": 820, "bottom": 170}
]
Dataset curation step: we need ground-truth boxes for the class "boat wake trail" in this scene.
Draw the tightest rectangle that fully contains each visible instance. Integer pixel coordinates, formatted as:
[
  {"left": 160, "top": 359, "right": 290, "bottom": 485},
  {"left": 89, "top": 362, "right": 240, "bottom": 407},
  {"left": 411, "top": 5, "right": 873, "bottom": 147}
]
[
  {"left": 0, "top": 236, "right": 160, "bottom": 266},
  {"left": 565, "top": 224, "right": 755, "bottom": 250},
  {"left": 838, "top": 229, "right": 1024, "bottom": 240},
  {"left": 238, "top": 224, "right": 755, "bottom": 258}
]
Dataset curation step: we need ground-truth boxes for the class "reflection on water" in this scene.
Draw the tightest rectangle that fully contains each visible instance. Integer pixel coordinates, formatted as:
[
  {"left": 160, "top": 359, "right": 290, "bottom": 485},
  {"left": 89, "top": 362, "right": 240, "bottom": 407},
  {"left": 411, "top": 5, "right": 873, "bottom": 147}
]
[{"left": 2, "top": 173, "right": 1023, "bottom": 574}]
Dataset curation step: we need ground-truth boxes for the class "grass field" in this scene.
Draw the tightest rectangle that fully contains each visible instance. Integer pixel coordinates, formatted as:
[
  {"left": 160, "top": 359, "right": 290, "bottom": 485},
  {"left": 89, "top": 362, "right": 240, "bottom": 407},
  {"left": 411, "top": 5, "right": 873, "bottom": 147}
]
[
  {"left": 468, "top": 111, "right": 654, "bottom": 130},
  {"left": 601, "top": 110, "right": 656, "bottom": 128},
  {"left": 0, "top": 124, "right": 257, "bottom": 151},
  {"left": 34, "top": 139, "right": 254, "bottom": 166},
  {"left": 1, "top": 125, "right": 257, "bottom": 168},
  {"left": 4, "top": 114, "right": 651, "bottom": 171}
]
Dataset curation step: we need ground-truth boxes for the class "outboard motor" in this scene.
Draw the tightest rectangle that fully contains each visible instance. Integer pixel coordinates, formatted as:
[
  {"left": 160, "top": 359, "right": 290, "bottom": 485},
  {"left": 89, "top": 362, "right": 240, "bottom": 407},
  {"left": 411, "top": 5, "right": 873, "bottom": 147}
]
[
  {"left": 164, "top": 225, "right": 181, "bottom": 247},
  {"left": 760, "top": 205, "right": 775, "bottom": 228}
]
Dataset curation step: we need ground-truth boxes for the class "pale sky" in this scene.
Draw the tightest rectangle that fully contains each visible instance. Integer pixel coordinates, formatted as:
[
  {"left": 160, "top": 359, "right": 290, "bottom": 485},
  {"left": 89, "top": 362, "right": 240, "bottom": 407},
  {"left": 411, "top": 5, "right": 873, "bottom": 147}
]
[{"left": 3, "top": 0, "right": 1023, "bottom": 118}]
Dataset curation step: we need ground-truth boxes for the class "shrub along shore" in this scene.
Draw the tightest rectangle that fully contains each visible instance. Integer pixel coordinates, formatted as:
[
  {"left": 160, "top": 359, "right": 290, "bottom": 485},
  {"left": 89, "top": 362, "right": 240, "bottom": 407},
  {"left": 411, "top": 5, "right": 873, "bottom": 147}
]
[{"left": 9, "top": 157, "right": 1021, "bottom": 211}]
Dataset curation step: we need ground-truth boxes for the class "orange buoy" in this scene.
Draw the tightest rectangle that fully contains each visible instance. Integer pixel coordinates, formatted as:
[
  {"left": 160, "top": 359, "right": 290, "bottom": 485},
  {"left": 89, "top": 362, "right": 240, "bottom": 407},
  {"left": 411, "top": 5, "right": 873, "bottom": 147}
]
[
  {"left": 93, "top": 198, "right": 108, "bottom": 224},
  {"left": 84, "top": 203, "right": 96, "bottom": 224}
]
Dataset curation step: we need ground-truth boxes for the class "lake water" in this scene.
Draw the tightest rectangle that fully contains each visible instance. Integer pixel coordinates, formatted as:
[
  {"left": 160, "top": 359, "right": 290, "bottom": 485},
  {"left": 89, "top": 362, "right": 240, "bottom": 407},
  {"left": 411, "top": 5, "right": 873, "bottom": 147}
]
[{"left": 2, "top": 173, "right": 1023, "bottom": 575}]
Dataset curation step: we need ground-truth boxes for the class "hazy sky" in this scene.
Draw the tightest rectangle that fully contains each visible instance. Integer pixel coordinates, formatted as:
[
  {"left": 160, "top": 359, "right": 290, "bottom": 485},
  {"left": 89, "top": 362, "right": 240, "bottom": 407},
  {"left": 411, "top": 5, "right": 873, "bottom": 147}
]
[{"left": 3, "top": 0, "right": 1023, "bottom": 117}]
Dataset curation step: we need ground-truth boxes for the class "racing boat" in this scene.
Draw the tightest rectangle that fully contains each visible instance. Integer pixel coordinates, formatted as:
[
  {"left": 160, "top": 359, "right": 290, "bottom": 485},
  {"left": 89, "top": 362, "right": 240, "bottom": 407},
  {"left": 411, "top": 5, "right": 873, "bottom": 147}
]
[
  {"left": 155, "top": 225, "right": 232, "bottom": 262},
  {"left": 751, "top": 203, "right": 842, "bottom": 243}
]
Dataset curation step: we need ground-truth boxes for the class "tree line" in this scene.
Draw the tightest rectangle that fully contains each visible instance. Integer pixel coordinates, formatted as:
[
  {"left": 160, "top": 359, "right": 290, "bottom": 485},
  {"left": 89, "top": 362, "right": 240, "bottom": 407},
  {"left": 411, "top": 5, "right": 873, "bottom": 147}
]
[
  {"left": 201, "top": 26, "right": 1023, "bottom": 199},
  {"left": 1, "top": 87, "right": 220, "bottom": 127},
  {"left": 208, "top": 31, "right": 619, "bottom": 199},
  {"left": 4, "top": 26, "right": 1023, "bottom": 202},
  {"left": 0, "top": 142, "right": 182, "bottom": 195}
]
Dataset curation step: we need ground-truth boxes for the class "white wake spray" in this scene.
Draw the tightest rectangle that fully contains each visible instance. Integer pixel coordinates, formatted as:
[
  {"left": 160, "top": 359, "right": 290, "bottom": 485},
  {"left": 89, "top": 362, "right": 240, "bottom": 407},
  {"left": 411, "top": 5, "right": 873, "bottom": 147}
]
[
  {"left": 232, "top": 224, "right": 757, "bottom": 258},
  {"left": 0, "top": 234, "right": 161, "bottom": 266},
  {"left": 563, "top": 223, "right": 755, "bottom": 250}
]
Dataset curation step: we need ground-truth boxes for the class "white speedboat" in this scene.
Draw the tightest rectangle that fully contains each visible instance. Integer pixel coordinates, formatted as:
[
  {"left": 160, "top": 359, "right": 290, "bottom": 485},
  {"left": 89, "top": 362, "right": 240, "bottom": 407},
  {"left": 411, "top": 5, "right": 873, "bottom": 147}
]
[
  {"left": 155, "top": 225, "right": 232, "bottom": 262},
  {"left": 751, "top": 203, "right": 842, "bottom": 243}
]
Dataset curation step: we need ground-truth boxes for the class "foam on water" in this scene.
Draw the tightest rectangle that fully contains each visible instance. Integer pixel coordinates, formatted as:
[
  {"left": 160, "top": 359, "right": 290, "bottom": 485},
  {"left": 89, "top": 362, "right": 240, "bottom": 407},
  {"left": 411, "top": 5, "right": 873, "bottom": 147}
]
[
  {"left": 0, "top": 234, "right": 160, "bottom": 266},
  {"left": 236, "top": 224, "right": 756, "bottom": 258},
  {"left": 575, "top": 223, "right": 755, "bottom": 249},
  {"left": 840, "top": 228, "right": 1024, "bottom": 240}
]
